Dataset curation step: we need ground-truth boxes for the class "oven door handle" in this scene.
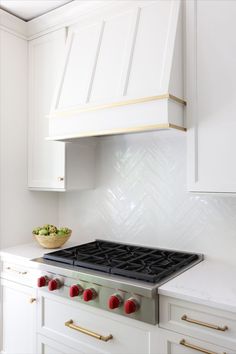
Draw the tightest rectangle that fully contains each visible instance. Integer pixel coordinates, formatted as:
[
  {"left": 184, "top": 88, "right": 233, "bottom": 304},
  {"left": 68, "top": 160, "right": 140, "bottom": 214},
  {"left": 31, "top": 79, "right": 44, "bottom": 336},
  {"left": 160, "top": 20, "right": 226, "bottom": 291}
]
[{"left": 65, "top": 320, "right": 113, "bottom": 342}]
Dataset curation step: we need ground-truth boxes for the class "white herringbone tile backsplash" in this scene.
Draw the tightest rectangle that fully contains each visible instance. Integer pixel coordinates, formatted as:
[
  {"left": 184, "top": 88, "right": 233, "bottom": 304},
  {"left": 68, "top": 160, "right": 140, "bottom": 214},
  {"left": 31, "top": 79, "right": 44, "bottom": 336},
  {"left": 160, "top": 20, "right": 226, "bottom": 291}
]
[{"left": 59, "top": 131, "right": 236, "bottom": 265}]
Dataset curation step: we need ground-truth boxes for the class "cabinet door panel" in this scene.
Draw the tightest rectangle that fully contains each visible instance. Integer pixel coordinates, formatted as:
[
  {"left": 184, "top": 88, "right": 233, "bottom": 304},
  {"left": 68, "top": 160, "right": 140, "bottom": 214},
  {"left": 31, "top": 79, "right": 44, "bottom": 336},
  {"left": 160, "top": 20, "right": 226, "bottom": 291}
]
[
  {"left": 187, "top": 1, "right": 236, "bottom": 192},
  {"left": 58, "top": 22, "right": 103, "bottom": 109},
  {"left": 89, "top": 9, "right": 136, "bottom": 102},
  {"left": 28, "top": 29, "right": 66, "bottom": 190},
  {"left": 1, "top": 279, "right": 36, "bottom": 354},
  {"left": 126, "top": 1, "right": 174, "bottom": 97}
]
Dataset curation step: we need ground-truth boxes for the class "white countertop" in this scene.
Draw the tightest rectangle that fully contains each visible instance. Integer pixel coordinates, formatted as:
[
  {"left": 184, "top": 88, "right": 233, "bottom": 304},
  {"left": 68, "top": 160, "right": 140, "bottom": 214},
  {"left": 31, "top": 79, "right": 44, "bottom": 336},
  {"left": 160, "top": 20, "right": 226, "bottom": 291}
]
[
  {"left": 0, "top": 241, "right": 77, "bottom": 261},
  {"left": 1, "top": 243, "right": 236, "bottom": 314},
  {"left": 159, "top": 260, "right": 236, "bottom": 314}
]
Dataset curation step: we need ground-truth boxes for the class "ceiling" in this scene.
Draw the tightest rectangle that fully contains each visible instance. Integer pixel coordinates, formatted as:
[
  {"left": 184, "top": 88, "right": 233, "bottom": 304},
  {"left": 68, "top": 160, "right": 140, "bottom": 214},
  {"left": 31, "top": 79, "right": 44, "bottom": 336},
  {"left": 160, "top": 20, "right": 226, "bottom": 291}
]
[{"left": 0, "top": 0, "right": 73, "bottom": 21}]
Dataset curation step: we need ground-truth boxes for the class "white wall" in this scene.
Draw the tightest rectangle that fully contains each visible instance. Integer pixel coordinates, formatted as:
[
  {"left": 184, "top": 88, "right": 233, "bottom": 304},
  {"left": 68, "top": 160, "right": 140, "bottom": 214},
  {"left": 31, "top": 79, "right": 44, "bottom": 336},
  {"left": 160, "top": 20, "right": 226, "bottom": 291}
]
[
  {"left": 1, "top": 6, "right": 236, "bottom": 262},
  {"left": 59, "top": 131, "right": 236, "bottom": 266},
  {"left": 0, "top": 29, "right": 58, "bottom": 249}
]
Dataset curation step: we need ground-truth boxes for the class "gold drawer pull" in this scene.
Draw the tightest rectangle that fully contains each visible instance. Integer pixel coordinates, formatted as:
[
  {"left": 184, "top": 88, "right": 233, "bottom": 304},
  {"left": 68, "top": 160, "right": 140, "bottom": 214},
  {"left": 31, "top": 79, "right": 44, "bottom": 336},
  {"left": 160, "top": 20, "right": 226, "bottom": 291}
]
[
  {"left": 65, "top": 320, "right": 113, "bottom": 342},
  {"left": 6, "top": 267, "right": 27, "bottom": 275},
  {"left": 180, "top": 339, "right": 226, "bottom": 354},
  {"left": 181, "top": 314, "right": 228, "bottom": 332},
  {"left": 29, "top": 298, "right": 36, "bottom": 304}
]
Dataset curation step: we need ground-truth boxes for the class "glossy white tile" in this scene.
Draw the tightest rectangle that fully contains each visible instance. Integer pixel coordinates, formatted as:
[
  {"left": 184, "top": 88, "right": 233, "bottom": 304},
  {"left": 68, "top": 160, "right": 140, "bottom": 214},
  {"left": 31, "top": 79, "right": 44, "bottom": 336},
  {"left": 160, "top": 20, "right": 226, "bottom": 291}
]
[{"left": 59, "top": 131, "right": 236, "bottom": 265}]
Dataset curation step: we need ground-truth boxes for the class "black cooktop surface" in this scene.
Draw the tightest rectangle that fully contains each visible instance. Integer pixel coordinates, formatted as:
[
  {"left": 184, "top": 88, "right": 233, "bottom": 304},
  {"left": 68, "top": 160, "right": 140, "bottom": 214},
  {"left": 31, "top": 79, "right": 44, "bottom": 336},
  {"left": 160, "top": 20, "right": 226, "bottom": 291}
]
[{"left": 43, "top": 240, "right": 202, "bottom": 283}]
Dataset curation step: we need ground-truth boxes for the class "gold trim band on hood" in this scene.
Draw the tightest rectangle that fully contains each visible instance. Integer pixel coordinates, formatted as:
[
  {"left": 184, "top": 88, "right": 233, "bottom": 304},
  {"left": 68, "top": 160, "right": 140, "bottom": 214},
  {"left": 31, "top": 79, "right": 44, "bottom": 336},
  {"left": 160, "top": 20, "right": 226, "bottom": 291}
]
[
  {"left": 50, "top": 93, "right": 186, "bottom": 118},
  {"left": 46, "top": 123, "right": 186, "bottom": 141}
]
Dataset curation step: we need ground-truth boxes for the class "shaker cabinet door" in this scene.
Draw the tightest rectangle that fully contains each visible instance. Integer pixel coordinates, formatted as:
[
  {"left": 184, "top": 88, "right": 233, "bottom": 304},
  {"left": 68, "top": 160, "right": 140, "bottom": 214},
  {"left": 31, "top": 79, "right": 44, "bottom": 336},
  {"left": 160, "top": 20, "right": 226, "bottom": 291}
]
[
  {"left": 1, "top": 279, "right": 37, "bottom": 354},
  {"left": 187, "top": 0, "right": 236, "bottom": 192},
  {"left": 28, "top": 29, "right": 66, "bottom": 190}
]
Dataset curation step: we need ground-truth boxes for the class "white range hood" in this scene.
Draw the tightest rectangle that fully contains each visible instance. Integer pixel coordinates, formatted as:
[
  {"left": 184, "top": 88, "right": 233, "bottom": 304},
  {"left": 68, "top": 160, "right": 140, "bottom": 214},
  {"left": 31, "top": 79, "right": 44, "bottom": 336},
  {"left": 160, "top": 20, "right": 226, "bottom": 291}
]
[{"left": 48, "top": 0, "right": 185, "bottom": 141}]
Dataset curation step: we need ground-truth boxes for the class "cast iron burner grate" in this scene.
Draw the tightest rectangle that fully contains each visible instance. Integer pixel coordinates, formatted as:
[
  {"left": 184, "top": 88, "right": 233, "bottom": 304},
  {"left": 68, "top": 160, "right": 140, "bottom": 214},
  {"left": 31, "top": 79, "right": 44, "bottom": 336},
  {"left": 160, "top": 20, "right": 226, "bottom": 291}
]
[{"left": 43, "top": 240, "right": 200, "bottom": 283}]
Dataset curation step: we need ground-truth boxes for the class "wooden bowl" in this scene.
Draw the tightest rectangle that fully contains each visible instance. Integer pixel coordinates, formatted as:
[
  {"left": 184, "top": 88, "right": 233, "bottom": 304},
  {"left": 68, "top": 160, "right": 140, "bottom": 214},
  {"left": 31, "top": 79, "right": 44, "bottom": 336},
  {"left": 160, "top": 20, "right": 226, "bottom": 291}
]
[{"left": 33, "top": 231, "right": 72, "bottom": 249}]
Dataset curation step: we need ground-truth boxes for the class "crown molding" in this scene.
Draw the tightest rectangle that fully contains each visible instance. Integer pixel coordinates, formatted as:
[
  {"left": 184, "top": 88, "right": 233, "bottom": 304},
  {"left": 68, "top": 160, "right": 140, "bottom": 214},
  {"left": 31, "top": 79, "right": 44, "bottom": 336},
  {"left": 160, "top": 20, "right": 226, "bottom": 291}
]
[
  {"left": 1, "top": 1, "right": 152, "bottom": 41},
  {"left": 0, "top": 1, "right": 111, "bottom": 40},
  {"left": 26, "top": 1, "right": 109, "bottom": 40},
  {"left": 0, "top": 9, "right": 27, "bottom": 39}
]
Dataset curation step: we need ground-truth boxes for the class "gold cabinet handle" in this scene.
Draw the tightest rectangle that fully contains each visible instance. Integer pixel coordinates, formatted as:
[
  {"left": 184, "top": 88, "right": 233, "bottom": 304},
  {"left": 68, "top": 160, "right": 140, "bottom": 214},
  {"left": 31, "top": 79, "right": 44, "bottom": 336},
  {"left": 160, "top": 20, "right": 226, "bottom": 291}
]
[
  {"left": 58, "top": 177, "right": 64, "bottom": 181},
  {"left": 65, "top": 320, "right": 113, "bottom": 342},
  {"left": 6, "top": 267, "right": 27, "bottom": 275},
  {"left": 180, "top": 339, "right": 226, "bottom": 354},
  {"left": 181, "top": 314, "right": 228, "bottom": 332},
  {"left": 29, "top": 298, "right": 36, "bottom": 304}
]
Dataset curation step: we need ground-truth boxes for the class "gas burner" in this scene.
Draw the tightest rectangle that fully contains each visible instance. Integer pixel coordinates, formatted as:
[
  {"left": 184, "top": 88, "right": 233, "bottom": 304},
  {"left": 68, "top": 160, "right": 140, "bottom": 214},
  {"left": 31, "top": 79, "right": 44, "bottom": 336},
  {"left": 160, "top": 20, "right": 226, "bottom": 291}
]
[{"left": 43, "top": 240, "right": 200, "bottom": 283}]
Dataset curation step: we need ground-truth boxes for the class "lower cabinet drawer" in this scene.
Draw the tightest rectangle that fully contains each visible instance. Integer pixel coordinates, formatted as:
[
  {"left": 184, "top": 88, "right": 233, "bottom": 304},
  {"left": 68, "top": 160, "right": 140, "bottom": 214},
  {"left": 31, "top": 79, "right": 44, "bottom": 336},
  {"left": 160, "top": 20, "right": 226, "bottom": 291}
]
[
  {"left": 37, "top": 335, "right": 79, "bottom": 354},
  {"left": 159, "top": 296, "right": 236, "bottom": 350},
  {"left": 160, "top": 330, "right": 235, "bottom": 354},
  {"left": 38, "top": 291, "right": 151, "bottom": 354},
  {"left": 1, "top": 260, "right": 39, "bottom": 286}
]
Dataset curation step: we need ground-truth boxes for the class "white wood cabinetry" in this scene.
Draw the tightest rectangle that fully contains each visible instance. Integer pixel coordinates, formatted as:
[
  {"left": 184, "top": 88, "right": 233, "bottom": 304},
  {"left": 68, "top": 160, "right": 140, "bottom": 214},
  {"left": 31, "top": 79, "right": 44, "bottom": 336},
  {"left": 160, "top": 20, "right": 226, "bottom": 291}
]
[
  {"left": 37, "top": 290, "right": 152, "bottom": 354},
  {"left": 28, "top": 29, "right": 66, "bottom": 190},
  {"left": 0, "top": 254, "right": 39, "bottom": 354},
  {"left": 1, "top": 250, "right": 236, "bottom": 354},
  {"left": 28, "top": 30, "right": 95, "bottom": 191},
  {"left": 37, "top": 335, "right": 78, "bottom": 354},
  {"left": 48, "top": 0, "right": 185, "bottom": 140},
  {"left": 159, "top": 295, "right": 236, "bottom": 353},
  {"left": 158, "top": 330, "right": 234, "bottom": 354},
  {"left": 1, "top": 279, "right": 37, "bottom": 354},
  {"left": 187, "top": 0, "right": 236, "bottom": 193}
]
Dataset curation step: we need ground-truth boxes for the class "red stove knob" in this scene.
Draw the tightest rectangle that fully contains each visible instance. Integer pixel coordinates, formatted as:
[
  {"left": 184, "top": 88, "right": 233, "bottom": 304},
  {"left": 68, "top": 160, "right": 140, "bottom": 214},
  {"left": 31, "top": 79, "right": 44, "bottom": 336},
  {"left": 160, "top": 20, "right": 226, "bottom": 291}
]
[
  {"left": 48, "top": 279, "right": 61, "bottom": 291},
  {"left": 124, "top": 298, "right": 139, "bottom": 314},
  {"left": 83, "top": 288, "right": 97, "bottom": 302},
  {"left": 108, "top": 295, "right": 122, "bottom": 309},
  {"left": 37, "top": 276, "right": 49, "bottom": 288},
  {"left": 69, "top": 284, "right": 83, "bottom": 297}
]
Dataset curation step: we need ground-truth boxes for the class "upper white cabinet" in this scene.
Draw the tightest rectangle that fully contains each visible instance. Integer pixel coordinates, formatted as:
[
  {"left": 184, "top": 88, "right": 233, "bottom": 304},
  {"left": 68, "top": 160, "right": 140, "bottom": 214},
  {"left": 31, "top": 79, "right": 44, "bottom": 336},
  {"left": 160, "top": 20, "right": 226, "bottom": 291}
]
[
  {"left": 28, "top": 29, "right": 65, "bottom": 190},
  {"left": 187, "top": 0, "right": 236, "bottom": 193},
  {"left": 28, "top": 29, "right": 94, "bottom": 191},
  {"left": 48, "top": 0, "right": 186, "bottom": 141}
]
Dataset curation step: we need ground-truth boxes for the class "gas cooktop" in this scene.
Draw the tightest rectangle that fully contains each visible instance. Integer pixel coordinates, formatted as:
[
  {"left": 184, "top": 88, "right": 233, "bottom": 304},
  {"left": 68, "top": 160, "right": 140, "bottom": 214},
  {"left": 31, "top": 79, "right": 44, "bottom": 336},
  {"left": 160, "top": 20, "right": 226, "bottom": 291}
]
[
  {"left": 43, "top": 240, "right": 201, "bottom": 283},
  {"left": 34, "top": 240, "right": 203, "bottom": 324}
]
